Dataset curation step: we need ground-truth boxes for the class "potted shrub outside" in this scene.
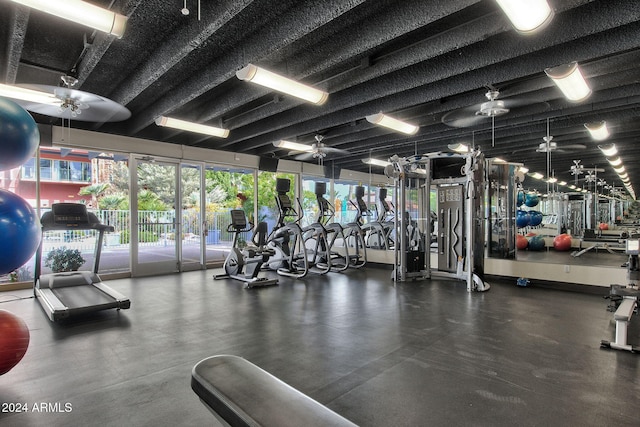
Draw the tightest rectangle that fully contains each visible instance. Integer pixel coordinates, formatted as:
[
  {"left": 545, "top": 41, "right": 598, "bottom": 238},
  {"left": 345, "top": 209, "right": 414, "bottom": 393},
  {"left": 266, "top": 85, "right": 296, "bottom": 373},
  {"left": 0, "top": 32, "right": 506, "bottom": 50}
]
[{"left": 44, "top": 247, "right": 86, "bottom": 273}]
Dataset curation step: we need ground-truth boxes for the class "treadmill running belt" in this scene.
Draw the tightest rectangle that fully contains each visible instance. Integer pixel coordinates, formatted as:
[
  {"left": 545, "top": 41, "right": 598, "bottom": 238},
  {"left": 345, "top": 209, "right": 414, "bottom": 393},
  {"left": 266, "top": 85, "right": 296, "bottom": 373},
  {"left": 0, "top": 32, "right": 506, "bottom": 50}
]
[{"left": 52, "top": 286, "right": 117, "bottom": 310}]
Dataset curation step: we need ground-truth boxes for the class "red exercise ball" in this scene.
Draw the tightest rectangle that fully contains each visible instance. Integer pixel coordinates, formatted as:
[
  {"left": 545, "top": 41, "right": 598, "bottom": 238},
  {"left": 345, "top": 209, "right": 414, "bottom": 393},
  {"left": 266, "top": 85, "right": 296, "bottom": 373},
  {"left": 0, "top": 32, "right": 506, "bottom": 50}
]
[
  {"left": 598, "top": 223, "right": 609, "bottom": 231},
  {"left": 0, "top": 310, "right": 30, "bottom": 375},
  {"left": 553, "top": 233, "right": 572, "bottom": 252},
  {"left": 516, "top": 234, "right": 529, "bottom": 250}
]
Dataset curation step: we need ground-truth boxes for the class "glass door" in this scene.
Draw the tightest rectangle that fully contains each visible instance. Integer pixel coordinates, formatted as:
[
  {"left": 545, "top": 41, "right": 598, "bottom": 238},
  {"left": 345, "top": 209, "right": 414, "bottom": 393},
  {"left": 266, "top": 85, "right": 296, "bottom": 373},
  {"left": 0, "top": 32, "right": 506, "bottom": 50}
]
[
  {"left": 131, "top": 156, "right": 179, "bottom": 276},
  {"left": 180, "top": 162, "right": 205, "bottom": 271}
]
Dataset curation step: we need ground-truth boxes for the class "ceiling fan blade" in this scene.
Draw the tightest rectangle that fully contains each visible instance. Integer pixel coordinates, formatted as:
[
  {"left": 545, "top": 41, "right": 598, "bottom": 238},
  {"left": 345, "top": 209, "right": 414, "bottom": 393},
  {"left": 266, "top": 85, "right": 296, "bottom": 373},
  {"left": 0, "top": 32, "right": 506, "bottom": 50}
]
[
  {"left": 441, "top": 105, "right": 488, "bottom": 128},
  {"left": 294, "top": 152, "right": 315, "bottom": 161},
  {"left": 16, "top": 83, "right": 131, "bottom": 122},
  {"left": 323, "top": 147, "right": 349, "bottom": 155}
]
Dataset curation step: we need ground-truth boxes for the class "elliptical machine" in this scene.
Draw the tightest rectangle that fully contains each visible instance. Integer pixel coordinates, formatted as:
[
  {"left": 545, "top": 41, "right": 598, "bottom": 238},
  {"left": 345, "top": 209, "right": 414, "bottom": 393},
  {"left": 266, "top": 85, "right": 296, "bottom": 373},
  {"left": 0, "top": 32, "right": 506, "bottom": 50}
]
[
  {"left": 214, "top": 210, "right": 278, "bottom": 288},
  {"left": 266, "top": 178, "right": 309, "bottom": 278}
]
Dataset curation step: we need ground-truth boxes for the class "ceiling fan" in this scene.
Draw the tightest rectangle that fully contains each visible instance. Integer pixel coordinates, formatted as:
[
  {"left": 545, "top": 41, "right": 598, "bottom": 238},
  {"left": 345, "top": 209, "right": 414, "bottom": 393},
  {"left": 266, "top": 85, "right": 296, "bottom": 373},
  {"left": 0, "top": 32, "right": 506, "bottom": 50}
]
[
  {"left": 441, "top": 88, "right": 548, "bottom": 128},
  {"left": 535, "top": 135, "right": 586, "bottom": 153},
  {"left": 288, "top": 135, "right": 348, "bottom": 163},
  {"left": 11, "top": 75, "right": 131, "bottom": 122}
]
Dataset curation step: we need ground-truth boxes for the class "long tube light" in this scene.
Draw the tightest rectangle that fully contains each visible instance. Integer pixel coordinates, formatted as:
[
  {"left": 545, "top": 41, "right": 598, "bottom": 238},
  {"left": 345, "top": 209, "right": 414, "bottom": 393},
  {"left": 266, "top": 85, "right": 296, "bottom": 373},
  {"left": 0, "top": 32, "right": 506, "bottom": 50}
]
[
  {"left": 585, "top": 121, "right": 609, "bottom": 140},
  {"left": 545, "top": 62, "right": 591, "bottom": 102},
  {"left": 236, "top": 64, "right": 328, "bottom": 105},
  {"left": 607, "top": 157, "right": 622, "bottom": 167},
  {"left": 272, "top": 140, "right": 314, "bottom": 152},
  {"left": 155, "top": 116, "right": 229, "bottom": 138},
  {"left": 0, "top": 83, "right": 59, "bottom": 105},
  {"left": 613, "top": 166, "right": 626, "bottom": 175},
  {"left": 530, "top": 172, "right": 545, "bottom": 180},
  {"left": 365, "top": 112, "right": 418, "bottom": 135},
  {"left": 447, "top": 143, "right": 469, "bottom": 153},
  {"left": 362, "top": 158, "right": 391, "bottom": 167},
  {"left": 598, "top": 144, "right": 617, "bottom": 157},
  {"left": 496, "top": 0, "right": 553, "bottom": 34},
  {"left": 11, "top": 0, "right": 127, "bottom": 38}
]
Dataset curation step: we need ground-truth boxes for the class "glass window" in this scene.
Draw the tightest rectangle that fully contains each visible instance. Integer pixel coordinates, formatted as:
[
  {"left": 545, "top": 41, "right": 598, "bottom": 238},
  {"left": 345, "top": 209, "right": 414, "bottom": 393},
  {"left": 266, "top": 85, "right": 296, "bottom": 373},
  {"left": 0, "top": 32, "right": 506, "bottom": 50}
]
[
  {"left": 21, "top": 158, "right": 36, "bottom": 180},
  {"left": 40, "top": 159, "right": 52, "bottom": 180},
  {"left": 301, "top": 176, "right": 328, "bottom": 227},
  {"left": 257, "top": 171, "right": 296, "bottom": 234}
]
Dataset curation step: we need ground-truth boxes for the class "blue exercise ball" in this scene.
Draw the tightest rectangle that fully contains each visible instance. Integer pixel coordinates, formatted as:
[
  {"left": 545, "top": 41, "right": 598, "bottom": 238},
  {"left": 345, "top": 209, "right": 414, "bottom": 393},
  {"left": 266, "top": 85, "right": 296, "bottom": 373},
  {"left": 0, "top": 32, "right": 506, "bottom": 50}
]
[
  {"left": 524, "top": 193, "right": 539, "bottom": 207},
  {"left": 528, "top": 235, "right": 546, "bottom": 251},
  {"left": 0, "top": 190, "right": 41, "bottom": 274},
  {"left": 529, "top": 210, "right": 543, "bottom": 227},
  {"left": 516, "top": 191, "right": 525, "bottom": 207},
  {"left": 0, "top": 97, "right": 39, "bottom": 172},
  {"left": 516, "top": 210, "right": 530, "bottom": 228}
]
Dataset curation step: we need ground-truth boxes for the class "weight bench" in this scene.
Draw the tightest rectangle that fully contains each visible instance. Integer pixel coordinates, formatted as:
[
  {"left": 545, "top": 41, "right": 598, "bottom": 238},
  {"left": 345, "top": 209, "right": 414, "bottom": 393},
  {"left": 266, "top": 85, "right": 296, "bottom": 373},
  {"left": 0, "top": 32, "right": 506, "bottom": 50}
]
[
  {"left": 572, "top": 229, "right": 625, "bottom": 257},
  {"left": 191, "top": 355, "right": 357, "bottom": 427},
  {"left": 601, "top": 296, "right": 639, "bottom": 353}
]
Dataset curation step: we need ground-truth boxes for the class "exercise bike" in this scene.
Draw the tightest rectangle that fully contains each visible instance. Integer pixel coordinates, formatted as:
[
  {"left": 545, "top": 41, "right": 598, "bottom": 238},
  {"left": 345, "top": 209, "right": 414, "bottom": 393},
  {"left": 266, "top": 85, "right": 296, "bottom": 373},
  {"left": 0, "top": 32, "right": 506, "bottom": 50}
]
[{"left": 214, "top": 210, "right": 278, "bottom": 289}]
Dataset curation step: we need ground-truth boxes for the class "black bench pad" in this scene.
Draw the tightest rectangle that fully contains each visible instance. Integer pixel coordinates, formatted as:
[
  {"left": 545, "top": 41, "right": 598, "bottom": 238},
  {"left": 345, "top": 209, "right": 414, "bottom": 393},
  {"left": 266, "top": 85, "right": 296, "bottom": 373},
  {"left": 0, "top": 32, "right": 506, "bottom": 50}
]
[{"left": 191, "top": 355, "right": 357, "bottom": 427}]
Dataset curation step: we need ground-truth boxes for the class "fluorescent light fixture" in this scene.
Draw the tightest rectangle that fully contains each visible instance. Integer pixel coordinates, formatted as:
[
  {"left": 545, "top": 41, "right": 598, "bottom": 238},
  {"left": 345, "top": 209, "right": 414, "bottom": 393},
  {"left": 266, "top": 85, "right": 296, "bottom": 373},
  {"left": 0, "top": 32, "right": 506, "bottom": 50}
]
[
  {"left": 613, "top": 165, "right": 626, "bottom": 174},
  {"left": 568, "top": 184, "right": 576, "bottom": 189},
  {"left": 496, "top": 0, "right": 553, "bottom": 33},
  {"left": 558, "top": 181, "right": 567, "bottom": 186},
  {"left": 598, "top": 144, "right": 617, "bottom": 157},
  {"left": 585, "top": 121, "right": 609, "bottom": 141},
  {"left": 530, "top": 172, "right": 545, "bottom": 180},
  {"left": 545, "top": 62, "right": 591, "bottom": 102},
  {"left": 236, "top": 64, "right": 328, "bottom": 105},
  {"left": 0, "top": 83, "right": 59, "bottom": 105},
  {"left": 11, "top": 0, "right": 127, "bottom": 38},
  {"left": 608, "top": 157, "right": 623, "bottom": 167},
  {"left": 492, "top": 157, "right": 507, "bottom": 164},
  {"left": 547, "top": 177, "right": 558, "bottom": 183},
  {"left": 272, "top": 140, "right": 314, "bottom": 152},
  {"left": 155, "top": 116, "right": 229, "bottom": 138},
  {"left": 362, "top": 158, "right": 391, "bottom": 167},
  {"left": 447, "top": 143, "right": 469, "bottom": 153},
  {"left": 365, "top": 112, "right": 419, "bottom": 135},
  {"left": 518, "top": 166, "right": 529, "bottom": 173}
]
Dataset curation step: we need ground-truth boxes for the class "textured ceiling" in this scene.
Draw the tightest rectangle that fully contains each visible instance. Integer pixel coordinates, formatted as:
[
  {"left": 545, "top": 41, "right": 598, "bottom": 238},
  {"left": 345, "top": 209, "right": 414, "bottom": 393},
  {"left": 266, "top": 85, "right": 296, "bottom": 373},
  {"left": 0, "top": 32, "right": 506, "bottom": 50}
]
[{"left": 1, "top": 0, "right": 640, "bottom": 196}]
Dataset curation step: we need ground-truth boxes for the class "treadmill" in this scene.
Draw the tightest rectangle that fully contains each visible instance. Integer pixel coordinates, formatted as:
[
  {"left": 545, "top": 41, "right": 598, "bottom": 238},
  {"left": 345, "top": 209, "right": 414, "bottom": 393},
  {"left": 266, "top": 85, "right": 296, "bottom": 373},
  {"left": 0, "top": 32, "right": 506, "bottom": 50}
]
[{"left": 34, "top": 203, "right": 131, "bottom": 321}]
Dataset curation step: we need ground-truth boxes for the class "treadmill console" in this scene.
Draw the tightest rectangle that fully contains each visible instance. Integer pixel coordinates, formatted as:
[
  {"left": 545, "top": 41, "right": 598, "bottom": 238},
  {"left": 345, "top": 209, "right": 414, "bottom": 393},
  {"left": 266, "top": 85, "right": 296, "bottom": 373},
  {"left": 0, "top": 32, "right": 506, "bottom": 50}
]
[{"left": 51, "top": 203, "right": 90, "bottom": 226}]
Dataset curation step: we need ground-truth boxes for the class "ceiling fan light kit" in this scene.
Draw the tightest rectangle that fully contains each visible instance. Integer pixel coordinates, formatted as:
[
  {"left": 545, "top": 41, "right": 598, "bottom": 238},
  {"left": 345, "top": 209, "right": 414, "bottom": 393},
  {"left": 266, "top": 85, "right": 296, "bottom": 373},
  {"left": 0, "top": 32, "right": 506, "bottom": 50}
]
[
  {"left": 365, "top": 112, "right": 418, "bottom": 135},
  {"left": 496, "top": 0, "right": 553, "bottom": 34},
  {"left": 585, "top": 121, "right": 609, "bottom": 140},
  {"left": 544, "top": 62, "right": 591, "bottom": 102},
  {"left": 155, "top": 116, "right": 229, "bottom": 138},
  {"left": 236, "top": 64, "right": 328, "bottom": 105},
  {"left": 10, "top": 0, "right": 127, "bottom": 38}
]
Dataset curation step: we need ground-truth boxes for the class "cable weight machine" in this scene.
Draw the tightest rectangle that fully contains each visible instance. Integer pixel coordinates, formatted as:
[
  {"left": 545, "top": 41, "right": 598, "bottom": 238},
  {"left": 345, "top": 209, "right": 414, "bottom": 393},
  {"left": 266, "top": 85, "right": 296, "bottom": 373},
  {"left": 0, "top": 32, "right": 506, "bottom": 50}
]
[{"left": 386, "top": 149, "right": 490, "bottom": 292}]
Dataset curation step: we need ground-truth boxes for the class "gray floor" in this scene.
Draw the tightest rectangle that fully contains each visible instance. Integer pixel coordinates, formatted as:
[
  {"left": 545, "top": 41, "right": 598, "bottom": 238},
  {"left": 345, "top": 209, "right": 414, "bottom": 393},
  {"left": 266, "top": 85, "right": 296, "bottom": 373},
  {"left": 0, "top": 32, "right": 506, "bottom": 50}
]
[{"left": 0, "top": 266, "right": 638, "bottom": 427}]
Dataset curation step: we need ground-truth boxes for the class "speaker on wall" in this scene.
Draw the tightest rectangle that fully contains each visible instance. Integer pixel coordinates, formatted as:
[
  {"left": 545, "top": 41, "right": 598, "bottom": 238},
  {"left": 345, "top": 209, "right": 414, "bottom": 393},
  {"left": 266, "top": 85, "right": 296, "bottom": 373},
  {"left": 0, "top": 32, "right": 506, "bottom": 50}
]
[
  {"left": 323, "top": 164, "right": 341, "bottom": 179},
  {"left": 258, "top": 156, "right": 279, "bottom": 172}
]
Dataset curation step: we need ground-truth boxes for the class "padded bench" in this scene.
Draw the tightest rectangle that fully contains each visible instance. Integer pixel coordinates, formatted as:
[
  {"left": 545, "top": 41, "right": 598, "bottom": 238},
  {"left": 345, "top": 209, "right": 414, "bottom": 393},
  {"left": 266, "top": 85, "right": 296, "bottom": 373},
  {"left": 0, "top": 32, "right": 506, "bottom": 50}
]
[
  {"left": 191, "top": 355, "right": 357, "bottom": 427},
  {"left": 601, "top": 296, "right": 638, "bottom": 353}
]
